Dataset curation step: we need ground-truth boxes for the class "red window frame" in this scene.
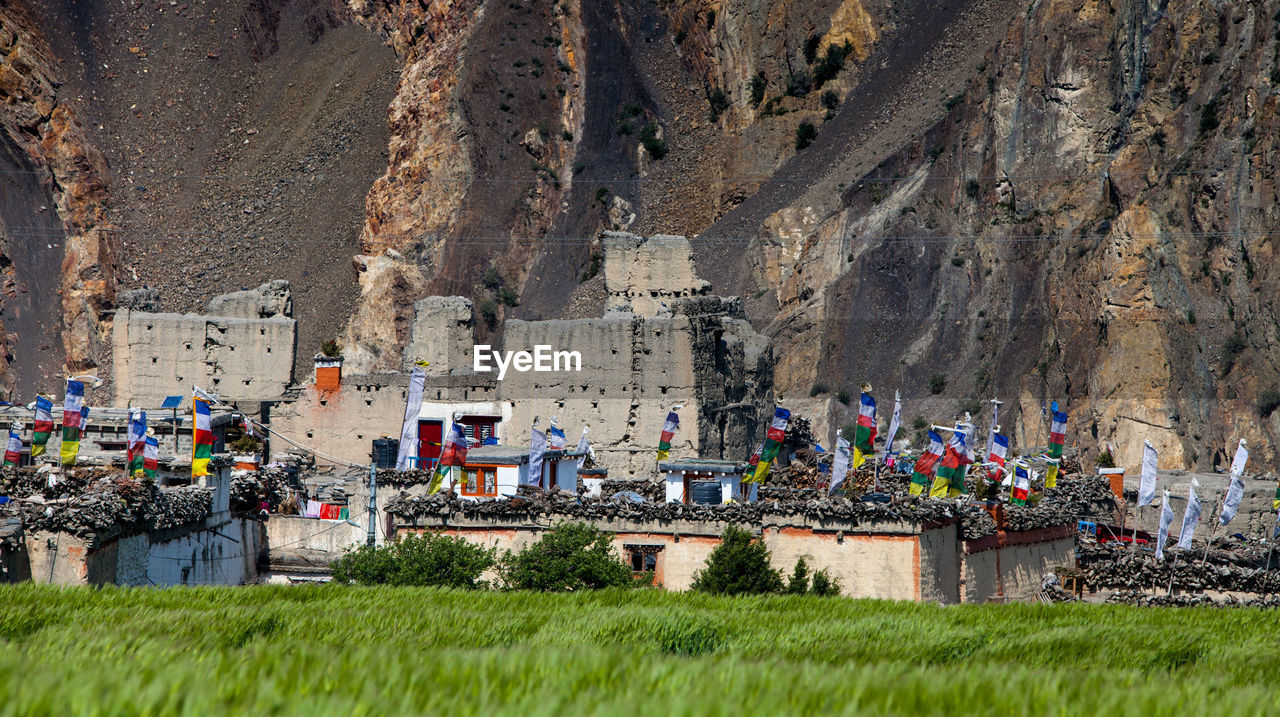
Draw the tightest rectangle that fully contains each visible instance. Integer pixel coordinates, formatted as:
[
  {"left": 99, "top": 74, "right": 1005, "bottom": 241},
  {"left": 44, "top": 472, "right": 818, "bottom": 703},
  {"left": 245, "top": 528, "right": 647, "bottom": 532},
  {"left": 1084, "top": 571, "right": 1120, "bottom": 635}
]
[{"left": 461, "top": 465, "right": 499, "bottom": 497}]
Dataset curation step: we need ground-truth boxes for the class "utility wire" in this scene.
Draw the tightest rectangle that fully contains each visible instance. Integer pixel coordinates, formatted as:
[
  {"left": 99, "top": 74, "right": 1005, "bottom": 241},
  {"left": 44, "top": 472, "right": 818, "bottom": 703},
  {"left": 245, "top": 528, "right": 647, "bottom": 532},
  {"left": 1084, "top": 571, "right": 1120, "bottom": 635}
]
[{"left": 2, "top": 227, "right": 1269, "bottom": 246}]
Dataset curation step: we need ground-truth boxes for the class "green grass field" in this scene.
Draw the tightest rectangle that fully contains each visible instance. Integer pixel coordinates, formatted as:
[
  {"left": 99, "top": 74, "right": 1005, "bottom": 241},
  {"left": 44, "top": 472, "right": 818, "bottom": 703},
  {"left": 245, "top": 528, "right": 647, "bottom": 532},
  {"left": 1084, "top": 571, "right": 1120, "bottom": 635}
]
[{"left": 2, "top": 585, "right": 1278, "bottom": 715}]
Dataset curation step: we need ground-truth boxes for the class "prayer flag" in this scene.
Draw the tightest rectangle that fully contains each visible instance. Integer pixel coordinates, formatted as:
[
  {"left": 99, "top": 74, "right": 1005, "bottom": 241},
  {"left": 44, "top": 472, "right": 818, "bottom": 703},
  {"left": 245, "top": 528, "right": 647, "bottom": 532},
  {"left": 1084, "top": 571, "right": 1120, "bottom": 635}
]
[
  {"left": 829, "top": 436, "right": 851, "bottom": 495},
  {"left": 395, "top": 367, "right": 427, "bottom": 470},
  {"left": 430, "top": 422, "right": 470, "bottom": 494},
  {"left": 1156, "top": 490, "right": 1174, "bottom": 560},
  {"left": 127, "top": 409, "right": 147, "bottom": 476},
  {"left": 913, "top": 431, "right": 945, "bottom": 497},
  {"left": 749, "top": 440, "right": 763, "bottom": 467},
  {"left": 1011, "top": 463, "right": 1031, "bottom": 505},
  {"left": 192, "top": 393, "right": 215, "bottom": 477},
  {"left": 1219, "top": 440, "right": 1248, "bottom": 526},
  {"left": 3, "top": 428, "right": 21, "bottom": 467},
  {"left": 1045, "top": 410, "right": 1067, "bottom": 488},
  {"left": 1176, "top": 478, "right": 1201, "bottom": 550},
  {"left": 852, "top": 392, "right": 876, "bottom": 469},
  {"left": 935, "top": 429, "right": 973, "bottom": 497},
  {"left": 525, "top": 427, "right": 548, "bottom": 487},
  {"left": 883, "top": 391, "right": 902, "bottom": 467},
  {"left": 31, "top": 396, "right": 54, "bottom": 458},
  {"left": 986, "top": 433, "right": 1008, "bottom": 480},
  {"left": 1137, "top": 440, "right": 1158, "bottom": 507},
  {"left": 143, "top": 435, "right": 159, "bottom": 479},
  {"left": 548, "top": 423, "right": 567, "bottom": 450},
  {"left": 575, "top": 427, "right": 592, "bottom": 472},
  {"left": 749, "top": 408, "right": 791, "bottom": 483},
  {"left": 60, "top": 379, "right": 85, "bottom": 466},
  {"left": 656, "top": 411, "right": 679, "bottom": 461}
]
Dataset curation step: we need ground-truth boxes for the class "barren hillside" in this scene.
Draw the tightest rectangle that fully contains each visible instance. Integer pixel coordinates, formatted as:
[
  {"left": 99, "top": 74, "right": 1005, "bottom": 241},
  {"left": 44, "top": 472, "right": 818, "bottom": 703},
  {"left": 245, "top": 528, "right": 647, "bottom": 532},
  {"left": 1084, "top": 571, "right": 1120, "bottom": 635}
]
[{"left": 2, "top": 0, "right": 1277, "bottom": 469}]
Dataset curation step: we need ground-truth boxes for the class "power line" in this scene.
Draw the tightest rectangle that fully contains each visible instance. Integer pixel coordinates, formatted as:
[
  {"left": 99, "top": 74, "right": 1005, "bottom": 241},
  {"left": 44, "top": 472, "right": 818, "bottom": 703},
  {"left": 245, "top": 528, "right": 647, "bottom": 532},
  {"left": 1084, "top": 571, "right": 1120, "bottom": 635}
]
[
  {"left": 0, "top": 165, "right": 1239, "bottom": 184},
  {"left": 2, "top": 227, "right": 1269, "bottom": 246}
]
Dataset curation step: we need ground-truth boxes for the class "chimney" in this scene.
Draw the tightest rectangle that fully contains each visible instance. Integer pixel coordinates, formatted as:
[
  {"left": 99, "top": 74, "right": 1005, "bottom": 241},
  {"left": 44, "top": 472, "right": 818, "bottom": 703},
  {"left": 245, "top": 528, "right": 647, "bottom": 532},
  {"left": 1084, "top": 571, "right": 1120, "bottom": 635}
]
[{"left": 314, "top": 354, "right": 343, "bottom": 391}]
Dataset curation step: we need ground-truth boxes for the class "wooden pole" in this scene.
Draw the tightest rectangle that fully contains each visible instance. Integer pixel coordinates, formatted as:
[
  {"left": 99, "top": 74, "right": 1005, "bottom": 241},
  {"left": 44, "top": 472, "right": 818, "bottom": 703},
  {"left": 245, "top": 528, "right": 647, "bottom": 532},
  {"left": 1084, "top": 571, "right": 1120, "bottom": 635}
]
[{"left": 1167, "top": 552, "right": 1177, "bottom": 596}]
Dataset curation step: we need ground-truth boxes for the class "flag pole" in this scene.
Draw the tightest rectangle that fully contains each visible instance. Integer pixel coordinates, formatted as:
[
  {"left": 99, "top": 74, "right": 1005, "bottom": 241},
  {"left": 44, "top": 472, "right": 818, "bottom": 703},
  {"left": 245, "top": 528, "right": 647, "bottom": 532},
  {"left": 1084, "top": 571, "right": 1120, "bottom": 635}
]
[{"left": 1199, "top": 497, "right": 1222, "bottom": 567}]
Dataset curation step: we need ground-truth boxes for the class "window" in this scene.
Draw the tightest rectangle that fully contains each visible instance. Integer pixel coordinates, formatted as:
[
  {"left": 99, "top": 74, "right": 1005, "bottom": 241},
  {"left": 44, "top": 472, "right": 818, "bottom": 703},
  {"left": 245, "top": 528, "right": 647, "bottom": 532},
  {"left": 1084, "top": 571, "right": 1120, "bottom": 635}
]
[
  {"left": 461, "top": 466, "right": 498, "bottom": 497},
  {"left": 624, "top": 545, "right": 663, "bottom": 577},
  {"left": 457, "top": 415, "right": 500, "bottom": 445}
]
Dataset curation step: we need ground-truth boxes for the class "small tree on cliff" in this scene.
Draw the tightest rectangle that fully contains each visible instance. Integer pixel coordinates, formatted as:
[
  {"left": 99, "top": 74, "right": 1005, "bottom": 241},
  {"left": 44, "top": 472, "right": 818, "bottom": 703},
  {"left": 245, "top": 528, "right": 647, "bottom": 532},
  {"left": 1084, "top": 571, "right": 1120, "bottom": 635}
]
[{"left": 692, "top": 526, "right": 783, "bottom": 595}]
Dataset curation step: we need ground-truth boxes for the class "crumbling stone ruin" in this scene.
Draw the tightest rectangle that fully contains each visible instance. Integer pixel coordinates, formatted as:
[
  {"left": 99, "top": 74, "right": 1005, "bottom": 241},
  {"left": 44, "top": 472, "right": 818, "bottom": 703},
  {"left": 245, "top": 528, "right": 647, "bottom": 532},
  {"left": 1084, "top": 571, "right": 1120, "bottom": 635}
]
[{"left": 112, "top": 281, "right": 297, "bottom": 405}]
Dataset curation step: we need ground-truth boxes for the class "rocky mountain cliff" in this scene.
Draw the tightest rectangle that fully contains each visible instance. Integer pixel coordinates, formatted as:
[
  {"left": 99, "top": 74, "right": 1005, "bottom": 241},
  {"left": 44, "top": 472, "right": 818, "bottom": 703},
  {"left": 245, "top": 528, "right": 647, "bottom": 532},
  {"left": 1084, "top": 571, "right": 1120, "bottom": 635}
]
[{"left": 2, "top": 0, "right": 1277, "bottom": 470}]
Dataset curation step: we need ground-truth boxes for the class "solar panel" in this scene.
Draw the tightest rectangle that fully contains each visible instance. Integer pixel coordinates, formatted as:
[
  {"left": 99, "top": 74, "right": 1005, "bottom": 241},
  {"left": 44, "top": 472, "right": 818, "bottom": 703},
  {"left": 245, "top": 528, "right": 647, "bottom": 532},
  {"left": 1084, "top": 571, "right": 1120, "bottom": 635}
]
[{"left": 159, "top": 395, "right": 184, "bottom": 409}]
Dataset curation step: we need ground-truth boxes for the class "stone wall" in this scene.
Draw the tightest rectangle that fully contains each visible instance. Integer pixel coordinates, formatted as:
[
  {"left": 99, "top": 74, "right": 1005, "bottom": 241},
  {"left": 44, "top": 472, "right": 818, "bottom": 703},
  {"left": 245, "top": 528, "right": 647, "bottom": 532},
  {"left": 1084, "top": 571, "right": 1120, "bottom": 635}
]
[
  {"left": 960, "top": 534, "right": 1076, "bottom": 603},
  {"left": 403, "top": 296, "right": 475, "bottom": 373},
  {"left": 603, "top": 232, "right": 709, "bottom": 317},
  {"left": 111, "top": 282, "right": 297, "bottom": 405},
  {"left": 499, "top": 298, "right": 771, "bottom": 478}
]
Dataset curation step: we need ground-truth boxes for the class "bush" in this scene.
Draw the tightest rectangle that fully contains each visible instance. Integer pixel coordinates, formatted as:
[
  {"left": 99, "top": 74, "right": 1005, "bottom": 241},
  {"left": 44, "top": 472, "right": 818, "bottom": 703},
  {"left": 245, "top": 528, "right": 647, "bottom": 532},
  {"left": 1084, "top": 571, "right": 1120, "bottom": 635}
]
[
  {"left": 795, "top": 121, "right": 816, "bottom": 150},
  {"left": 638, "top": 123, "right": 668, "bottom": 159},
  {"left": 497, "top": 286, "right": 520, "bottom": 307},
  {"left": 500, "top": 522, "right": 634, "bottom": 591},
  {"left": 812, "top": 42, "right": 853, "bottom": 89},
  {"left": 836, "top": 389, "right": 851, "bottom": 405},
  {"left": 1198, "top": 98, "right": 1219, "bottom": 136},
  {"left": 840, "top": 423, "right": 857, "bottom": 443},
  {"left": 319, "top": 339, "right": 341, "bottom": 358},
  {"left": 482, "top": 266, "right": 503, "bottom": 289},
  {"left": 809, "top": 568, "right": 840, "bottom": 596},
  {"left": 478, "top": 299, "right": 499, "bottom": 329},
  {"left": 708, "top": 87, "right": 730, "bottom": 120},
  {"left": 230, "top": 434, "right": 261, "bottom": 455},
  {"left": 331, "top": 532, "right": 495, "bottom": 588},
  {"left": 786, "top": 558, "right": 810, "bottom": 594},
  {"left": 786, "top": 71, "right": 812, "bottom": 97},
  {"left": 1096, "top": 450, "right": 1115, "bottom": 469},
  {"left": 929, "top": 373, "right": 948, "bottom": 395},
  {"left": 749, "top": 72, "right": 767, "bottom": 106},
  {"left": 809, "top": 383, "right": 827, "bottom": 397},
  {"left": 821, "top": 90, "right": 840, "bottom": 110},
  {"left": 692, "top": 526, "right": 783, "bottom": 595},
  {"left": 1258, "top": 389, "right": 1280, "bottom": 419},
  {"left": 1220, "top": 333, "right": 1245, "bottom": 374}
]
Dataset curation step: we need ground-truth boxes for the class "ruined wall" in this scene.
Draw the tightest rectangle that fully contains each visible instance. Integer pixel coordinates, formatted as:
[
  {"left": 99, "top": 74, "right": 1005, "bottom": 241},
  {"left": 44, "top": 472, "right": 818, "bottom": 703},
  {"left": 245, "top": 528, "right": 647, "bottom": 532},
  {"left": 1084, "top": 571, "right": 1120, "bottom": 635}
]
[
  {"left": 403, "top": 296, "right": 475, "bottom": 373},
  {"left": 112, "top": 309, "right": 296, "bottom": 405},
  {"left": 602, "top": 232, "right": 709, "bottom": 317},
  {"left": 266, "top": 515, "right": 367, "bottom": 569},
  {"left": 498, "top": 296, "right": 771, "bottom": 478},
  {"left": 960, "top": 535, "right": 1075, "bottom": 604}
]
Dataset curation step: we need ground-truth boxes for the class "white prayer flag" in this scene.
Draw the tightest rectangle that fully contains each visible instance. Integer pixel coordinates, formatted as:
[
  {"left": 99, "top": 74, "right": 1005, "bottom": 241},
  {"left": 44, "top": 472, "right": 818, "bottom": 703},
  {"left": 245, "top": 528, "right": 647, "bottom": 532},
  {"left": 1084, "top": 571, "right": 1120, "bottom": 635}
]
[
  {"left": 830, "top": 436, "right": 851, "bottom": 495},
  {"left": 1156, "top": 490, "right": 1174, "bottom": 560},
  {"left": 1219, "top": 440, "right": 1248, "bottom": 526},
  {"left": 1137, "top": 440, "right": 1158, "bottom": 507},
  {"left": 1176, "top": 478, "right": 1201, "bottom": 550},
  {"left": 394, "top": 367, "right": 427, "bottom": 470},
  {"left": 525, "top": 427, "right": 548, "bottom": 487}
]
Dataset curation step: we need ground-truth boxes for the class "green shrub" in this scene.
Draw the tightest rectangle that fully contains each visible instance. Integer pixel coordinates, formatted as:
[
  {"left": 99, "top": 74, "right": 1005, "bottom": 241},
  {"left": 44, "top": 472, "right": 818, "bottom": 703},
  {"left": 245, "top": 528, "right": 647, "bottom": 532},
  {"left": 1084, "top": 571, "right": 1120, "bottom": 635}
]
[
  {"left": 786, "top": 558, "right": 811, "bottom": 594},
  {"left": 497, "top": 286, "right": 520, "bottom": 307},
  {"left": 708, "top": 87, "right": 729, "bottom": 120},
  {"left": 478, "top": 299, "right": 499, "bottom": 329},
  {"left": 1221, "top": 333, "right": 1245, "bottom": 374},
  {"left": 821, "top": 90, "right": 840, "bottom": 110},
  {"left": 786, "top": 71, "right": 811, "bottom": 97},
  {"left": 809, "top": 383, "right": 827, "bottom": 397},
  {"left": 749, "top": 72, "right": 767, "bottom": 106},
  {"left": 812, "top": 42, "right": 853, "bottom": 89},
  {"left": 691, "top": 526, "right": 783, "bottom": 595},
  {"left": 795, "top": 121, "right": 816, "bottom": 150},
  {"left": 809, "top": 568, "right": 840, "bottom": 596},
  {"left": 1198, "top": 98, "right": 1219, "bottom": 135},
  {"left": 319, "top": 339, "right": 341, "bottom": 358},
  {"left": 929, "top": 373, "right": 948, "bottom": 395},
  {"left": 482, "top": 266, "right": 503, "bottom": 289},
  {"left": 1096, "top": 450, "right": 1115, "bottom": 469},
  {"left": 500, "top": 522, "right": 634, "bottom": 591},
  {"left": 1258, "top": 389, "right": 1280, "bottom": 418},
  {"left": 836, "top": 389, "right": 851, "bottom": 405},
  {"left": 638, "top": 123, "right": 667, "bottom": 159},
  {"left": 840, "top": 423, "right": 857, "bottom": 443},
  {"left": 331, "top": 532, "right": 495, "bottom": 588}
]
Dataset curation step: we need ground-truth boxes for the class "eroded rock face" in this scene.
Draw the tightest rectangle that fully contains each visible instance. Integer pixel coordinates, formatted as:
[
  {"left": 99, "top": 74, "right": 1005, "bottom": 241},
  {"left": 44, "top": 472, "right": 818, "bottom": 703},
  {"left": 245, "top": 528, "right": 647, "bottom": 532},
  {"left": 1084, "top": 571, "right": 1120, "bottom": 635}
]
[
  {"left": 0, "top": 2, "right": 113, "bottom": 388},
  {"left": 710, "top": 0, "right": 1280, "bottom": 470}
]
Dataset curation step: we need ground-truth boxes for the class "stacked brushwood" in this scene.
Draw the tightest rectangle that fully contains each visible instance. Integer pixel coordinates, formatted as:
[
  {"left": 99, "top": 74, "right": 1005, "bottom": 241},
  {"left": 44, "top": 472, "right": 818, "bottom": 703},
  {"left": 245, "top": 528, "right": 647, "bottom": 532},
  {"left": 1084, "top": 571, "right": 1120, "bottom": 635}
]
[
  {"left": 386, "top": 486, "right": 968, "bottom": 527},
  {"left": 230, "top": 466, "right": 292, "bottom": 513},
  {"left": 0, "top": 469, "right": 211, "bottom": 544},
  {"left": 377, "top": 468, "right": 436, "bottom": 486},
  {"left": 599, "top": 479, "right": 665, "bottom": 501},
  {"left": 1105, "top": 591, "right": 1280, "bottom": 608},
  {"left": 1002, "top": 475, "right": 1118, "bottom": 532},
  {"left": 1078, "top": 540, "right": 1280, "bottom": 594}
]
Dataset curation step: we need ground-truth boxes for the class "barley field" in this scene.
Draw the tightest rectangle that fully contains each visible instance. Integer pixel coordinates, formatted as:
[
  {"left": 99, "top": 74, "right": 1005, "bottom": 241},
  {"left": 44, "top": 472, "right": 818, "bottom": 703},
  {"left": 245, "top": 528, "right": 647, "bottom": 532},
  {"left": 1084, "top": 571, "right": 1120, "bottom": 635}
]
[{"left": 1, "top": 585, "right": 1278, "bottom": 715}]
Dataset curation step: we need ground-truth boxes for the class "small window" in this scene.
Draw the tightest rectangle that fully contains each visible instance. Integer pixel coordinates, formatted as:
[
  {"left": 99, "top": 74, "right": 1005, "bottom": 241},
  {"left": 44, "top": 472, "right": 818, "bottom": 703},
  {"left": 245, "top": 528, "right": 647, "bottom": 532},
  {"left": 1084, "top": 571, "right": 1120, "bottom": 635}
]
[{"left": 461, "top": 467, "right": 498, "bottom": 497}]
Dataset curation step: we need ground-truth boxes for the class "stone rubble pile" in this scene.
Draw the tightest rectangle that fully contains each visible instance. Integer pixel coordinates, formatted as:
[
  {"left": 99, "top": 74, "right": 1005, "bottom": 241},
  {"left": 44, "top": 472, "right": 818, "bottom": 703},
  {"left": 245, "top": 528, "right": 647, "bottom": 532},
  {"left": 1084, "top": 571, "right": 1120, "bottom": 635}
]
[
  {"left": 231, "top": 466, "right": 293, "bottom": 513},
  {"left": 1001, "top": 476, "right": 1119, "bottom": 533},
  {"left": 1105, "top": 590, "right": 1280, "bottom": 608},
  {"left": 1078, "top": 540, "right": 1280, "bottom": 594},
  {"left": 1, "top": 472, "right": 211, "bottom": 543}
]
